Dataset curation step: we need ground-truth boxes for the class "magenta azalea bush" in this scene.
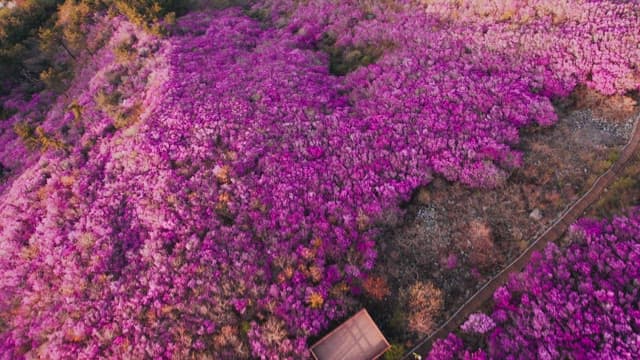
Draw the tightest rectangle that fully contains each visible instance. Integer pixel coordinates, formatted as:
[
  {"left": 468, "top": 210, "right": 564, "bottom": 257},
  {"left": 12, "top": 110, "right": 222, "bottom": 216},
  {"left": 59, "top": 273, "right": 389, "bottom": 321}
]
[
  {"left": 429, "top": 209, "right": 640, "bottom": 359},
  {"left": 428, "top": 333, "right": 488, "bottom": 360},
  {"left": 0, "top": 0, "right": 639, "bottom": 358},
  {"left": 489, "top": 211, "right": 640, "bottom": 359},
  {"left": 461, "top": 313, "right": 496, "bottom": 335}
]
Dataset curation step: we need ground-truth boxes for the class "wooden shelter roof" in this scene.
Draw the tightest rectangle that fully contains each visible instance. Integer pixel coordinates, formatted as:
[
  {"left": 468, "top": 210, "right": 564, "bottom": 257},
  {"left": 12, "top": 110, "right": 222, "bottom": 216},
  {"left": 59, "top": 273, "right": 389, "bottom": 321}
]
[{"left": 310, "top": 309, "right": 390, "bottom": 360}]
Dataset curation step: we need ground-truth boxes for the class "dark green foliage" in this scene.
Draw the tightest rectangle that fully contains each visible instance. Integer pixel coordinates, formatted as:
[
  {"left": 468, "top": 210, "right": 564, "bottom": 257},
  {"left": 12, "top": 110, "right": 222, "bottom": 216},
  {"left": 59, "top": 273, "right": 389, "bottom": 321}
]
[
  {"left": 95, "top": 89, "right": 121, "bottom": 108},
  {"left": 593, "top": 154, "right": 640, "bottom": 218},
  {"left": 113, "top": 102, "right": 141, "bottom": 129},
  {"left": 0, "top": 0, "right": 62, "bottom": 95},
  {"left": 39, "top": 64, "right": 72, "bottom": 93},
  {"left": 68, "top": 100, "right": 82, "bottom": 121},
  {"left": 328, "top": 46, "right": 383, "bottom": 75},
  {"left": 0, "top": 161, "right": 6, "bottom": 180},
  {"left": 0, "top": 104, "right": 16, "bottom": 120},
  {"left": 13, "top": 121, "right": 40, "bottom": 150},
  {"left": 14, "top": 121, "right": 66, "bottom": 151},
  {"left": 56, "top": 0, "right": 105, "bottom": 51},
  {"left": 382, "top": 343, "right": 407, "bottom": 360},
  {"left": 111, "top": 0, "right": 190, "bottom": 35},
  {"left": 0, "top": 0, "right": 189, "bottom": 96},
  {"left": 113, "top": 34, "right": 137, "bottom": 62},
  {"left": 319, "top": 34, "right": 386, "bottom": 76}
]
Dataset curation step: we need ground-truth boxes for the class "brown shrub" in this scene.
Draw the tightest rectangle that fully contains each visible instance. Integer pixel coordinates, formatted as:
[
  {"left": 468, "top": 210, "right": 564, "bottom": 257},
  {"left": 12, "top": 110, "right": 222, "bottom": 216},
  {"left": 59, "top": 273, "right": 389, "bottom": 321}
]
[
  {"left": 405, "top": 281, "right": 443, "bottom": 335},
  {"left": 212, "top": 325, "right": 249, "bottom": 358},
  {"left": 362, "top": 275, "right": 390, "bottom": 301},
  {"left": 416, "top": 187, "right": 431, "bottom": 205},
  {"left": 461, "top": 220, "right": 501, "bottom": 269}
]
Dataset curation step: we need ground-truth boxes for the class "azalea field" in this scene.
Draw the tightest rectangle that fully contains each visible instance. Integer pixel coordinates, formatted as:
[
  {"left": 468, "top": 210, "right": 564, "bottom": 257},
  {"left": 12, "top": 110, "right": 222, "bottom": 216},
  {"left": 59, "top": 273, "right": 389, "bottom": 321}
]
[{"left": 0, "top": 0, "right": 639, "bottom": 359}]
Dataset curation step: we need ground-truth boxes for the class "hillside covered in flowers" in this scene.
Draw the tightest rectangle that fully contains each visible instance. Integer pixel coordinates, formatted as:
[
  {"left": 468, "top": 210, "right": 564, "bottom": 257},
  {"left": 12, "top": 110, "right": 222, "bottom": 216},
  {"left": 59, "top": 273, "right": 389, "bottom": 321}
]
[
  {"left": 428, "top": 209, "right": 640, "bottom": 359},
  {"left": 0, "top": 0, "right": 639, "bottom": 359}
]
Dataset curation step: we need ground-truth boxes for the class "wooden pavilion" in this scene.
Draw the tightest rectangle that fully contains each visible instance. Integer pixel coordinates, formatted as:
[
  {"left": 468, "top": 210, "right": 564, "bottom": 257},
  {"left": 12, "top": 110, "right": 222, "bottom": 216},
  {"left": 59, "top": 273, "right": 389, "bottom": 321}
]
[{"left": 310, "top": 309, "right": 391, "bottom": 360}]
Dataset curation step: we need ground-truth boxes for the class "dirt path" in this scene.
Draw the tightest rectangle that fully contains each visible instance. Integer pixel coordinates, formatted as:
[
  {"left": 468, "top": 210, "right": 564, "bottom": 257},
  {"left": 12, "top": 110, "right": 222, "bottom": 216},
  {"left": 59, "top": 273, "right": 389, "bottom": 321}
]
[{"left": 403, "top": 114, "right": 640, "bottom": 359}]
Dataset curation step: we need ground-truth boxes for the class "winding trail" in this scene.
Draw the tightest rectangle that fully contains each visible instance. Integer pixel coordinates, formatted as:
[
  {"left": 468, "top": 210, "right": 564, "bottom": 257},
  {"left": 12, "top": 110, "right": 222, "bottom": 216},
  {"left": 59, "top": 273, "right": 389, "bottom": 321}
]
[{"left": 404, "top": 114, "right": 640, "bottom": 359}]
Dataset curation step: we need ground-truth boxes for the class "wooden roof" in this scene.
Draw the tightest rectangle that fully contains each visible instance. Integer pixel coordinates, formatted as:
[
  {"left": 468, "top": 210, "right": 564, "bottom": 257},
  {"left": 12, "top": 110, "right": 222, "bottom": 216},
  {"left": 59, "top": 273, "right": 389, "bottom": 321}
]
[{"left": 310, "top": 309, "right": 391, "bottom": 360}]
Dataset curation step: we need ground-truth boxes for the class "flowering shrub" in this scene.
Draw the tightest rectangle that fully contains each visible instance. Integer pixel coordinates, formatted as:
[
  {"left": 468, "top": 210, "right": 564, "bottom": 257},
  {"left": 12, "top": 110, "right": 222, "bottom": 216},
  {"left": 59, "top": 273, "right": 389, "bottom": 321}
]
[
  {"left": 0, "top": 0, "right": 639, "bottom": 359},
  {"left": 488, "top": 210, "right": 640, "bottom": 359},
  {"left": 429, "top": 334, "right": 465, "bottom": 360},
  {"left": 417, "top": 0, "right": 640, "bottom": 96},
  {"left": 461, "top": 313, "right": 495, "bottom": 335},
  {"left": 428, "top": 333, "right": 488, "bottom": 360},
  {"left": 429, "top": 209, "right": 640, "bottom": 359},
  {"left": 261, "top": 0, "right": 640, "bottom": 96}
]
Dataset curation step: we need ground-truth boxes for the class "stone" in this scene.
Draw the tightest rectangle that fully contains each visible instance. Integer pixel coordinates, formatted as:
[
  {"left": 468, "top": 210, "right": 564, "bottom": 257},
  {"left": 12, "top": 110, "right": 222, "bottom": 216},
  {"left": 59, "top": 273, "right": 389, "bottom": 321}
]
[{"left": 529, "top": 208, "right": 543, "bottom": 221}]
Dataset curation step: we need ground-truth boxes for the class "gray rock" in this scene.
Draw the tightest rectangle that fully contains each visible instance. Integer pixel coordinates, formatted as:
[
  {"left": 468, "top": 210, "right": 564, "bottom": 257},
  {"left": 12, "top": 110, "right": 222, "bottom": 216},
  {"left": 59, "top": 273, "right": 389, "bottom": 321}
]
[{"left": 529, "top": 208, "right": 543, "bottom": 221}]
